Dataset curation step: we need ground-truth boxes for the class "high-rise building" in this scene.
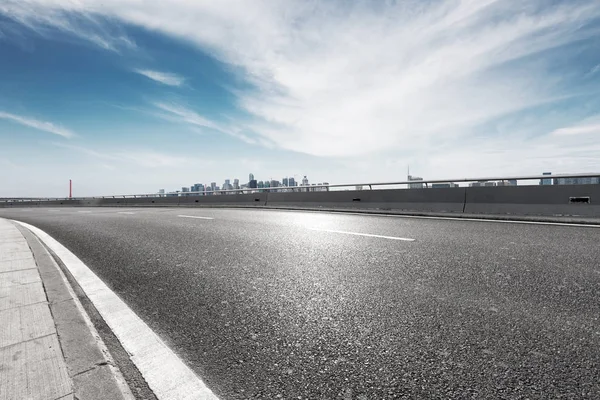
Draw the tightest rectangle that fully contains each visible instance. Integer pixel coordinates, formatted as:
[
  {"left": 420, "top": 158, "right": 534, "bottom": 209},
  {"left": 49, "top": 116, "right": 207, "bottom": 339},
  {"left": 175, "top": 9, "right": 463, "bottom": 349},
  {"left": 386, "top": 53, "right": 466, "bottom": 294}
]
[
  {"left": 555, "top": 176, "right": 600, "bottom": 185},
  {"left": 540, "top": 172, "right": 552, "bottom": 186},
  {"left": 223, "top": 179, "right": 232, "bottom": 191},
  {"left": 282, "top": 177, "right": 289, "bottom": 187},
  {"left": 288, "top": 177, "right": 296, "bottom": 187},
  {"left": 211, "top": 182, "right": 217, "bottom": 191},
  {"left": 407, "top": 175, "right": 424, "bottom": 189},
  {"left": 249, "top": 179, "right": 258, "bottom": 189},
  {"left": 249, "top": 173, "right": 254, "bottom": 183},
  {"left": 182, "top": 187, "right": 189, "bottom": 192},
  {"left": 158, "top": 189, "right": 165, "bottom": 194},
  {"left": 257, "top": 180, "right": 264, "bottom": 188},
  {"left": 233, "top": 179, "right": 240, "bottom": 190},
  {"left": 301, "top": 176, "right": 309, "bottom": 186}
]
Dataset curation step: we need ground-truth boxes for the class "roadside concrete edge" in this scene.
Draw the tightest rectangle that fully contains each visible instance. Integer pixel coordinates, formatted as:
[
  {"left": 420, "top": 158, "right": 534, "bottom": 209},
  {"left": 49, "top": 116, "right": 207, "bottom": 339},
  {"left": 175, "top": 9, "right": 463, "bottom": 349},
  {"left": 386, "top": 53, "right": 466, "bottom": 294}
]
[{"left": 14, "top": 222, "right": 136, "bottom": 400}]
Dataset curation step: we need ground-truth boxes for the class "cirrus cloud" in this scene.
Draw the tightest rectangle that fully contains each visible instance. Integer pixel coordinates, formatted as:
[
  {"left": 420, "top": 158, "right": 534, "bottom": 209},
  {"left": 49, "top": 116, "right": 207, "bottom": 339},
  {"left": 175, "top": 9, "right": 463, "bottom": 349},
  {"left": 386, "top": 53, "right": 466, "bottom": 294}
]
[
  {"left": 0, "top": 111, "right": 75, "bottom": 138},
  {"left": 2, "top": 0, "right": 600, "bottom": 160}
]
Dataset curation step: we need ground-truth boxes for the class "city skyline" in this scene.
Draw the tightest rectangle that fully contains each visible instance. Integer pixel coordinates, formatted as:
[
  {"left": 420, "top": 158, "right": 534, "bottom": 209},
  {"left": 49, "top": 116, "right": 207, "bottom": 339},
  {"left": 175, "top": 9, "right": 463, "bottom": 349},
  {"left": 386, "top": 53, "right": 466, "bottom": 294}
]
[{"left": 2, "top": 1, "right": 600, "bottom": 197}]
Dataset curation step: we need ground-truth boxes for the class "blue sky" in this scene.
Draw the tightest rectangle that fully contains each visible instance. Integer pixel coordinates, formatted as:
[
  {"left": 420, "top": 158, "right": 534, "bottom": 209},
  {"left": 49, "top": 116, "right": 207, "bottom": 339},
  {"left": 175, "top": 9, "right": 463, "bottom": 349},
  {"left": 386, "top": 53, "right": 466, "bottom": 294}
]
[{"left": 1, "top": 0, "right": 600, "bottom": 197}]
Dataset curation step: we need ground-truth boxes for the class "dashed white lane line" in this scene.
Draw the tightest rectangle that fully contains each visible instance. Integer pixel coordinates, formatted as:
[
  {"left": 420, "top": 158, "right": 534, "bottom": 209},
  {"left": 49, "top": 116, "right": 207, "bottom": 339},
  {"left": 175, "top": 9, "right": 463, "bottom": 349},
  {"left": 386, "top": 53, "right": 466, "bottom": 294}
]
[
  {"left": 177, "top": 215, "right": 214, "bottom": 220},
  {"left": 307, "top": 227, "right": 415, "bottom": 241},
  {"left": 13, "top": 220, "right": 219, "bottom": 400},
  {"left": 118, "top": 212, "right": 135, "bottom": 215}
]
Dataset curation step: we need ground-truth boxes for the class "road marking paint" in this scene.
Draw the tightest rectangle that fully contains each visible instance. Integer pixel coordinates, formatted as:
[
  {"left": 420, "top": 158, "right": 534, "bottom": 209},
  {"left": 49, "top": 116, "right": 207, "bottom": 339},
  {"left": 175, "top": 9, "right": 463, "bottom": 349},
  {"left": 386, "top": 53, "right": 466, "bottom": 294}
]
[
  {"left": 77, "top": 211, "right": 92, "bottom": 213},
  {"left": 118, "top": 212, "right": 135, "bottom": 215},
  {"left": 177, "top": 215, "right": 214, "bottom": 220},
  {"left": 285, "top": 209, "right": 600, "bottom": 229},
  {"left": 377, "top": 213, "right": 600, "bottom": 228},
  {"left": 307, "top": 227, "right": 415, "bottom": 241},
  {"left": 13, "top": 220, "right": 219, "bottom": 400}
]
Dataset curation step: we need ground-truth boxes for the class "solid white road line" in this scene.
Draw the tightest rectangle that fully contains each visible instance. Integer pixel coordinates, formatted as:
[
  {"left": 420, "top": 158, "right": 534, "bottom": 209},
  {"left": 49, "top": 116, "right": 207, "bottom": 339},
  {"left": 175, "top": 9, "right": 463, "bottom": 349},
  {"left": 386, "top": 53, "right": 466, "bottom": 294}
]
[
  {"left": 118, "top": 212, "right": 135, "bottom": 215},
  {"left": 177, "top": 215, "right": 214, "bottom": 220},
  {"left": 290, "top": 209, "right": 600, "bottom": 229},
  {"left": 307, "top": 227, "right": 415, "bottom": 241},
  {"left": 13, "top": 220, "right": 219, "bottom": 400},
  {"left": 77, "top": 211, "right": 92, "bottom": 213},
  {"left": 377, "top": 213, "right": 600, "bottom": 228}
]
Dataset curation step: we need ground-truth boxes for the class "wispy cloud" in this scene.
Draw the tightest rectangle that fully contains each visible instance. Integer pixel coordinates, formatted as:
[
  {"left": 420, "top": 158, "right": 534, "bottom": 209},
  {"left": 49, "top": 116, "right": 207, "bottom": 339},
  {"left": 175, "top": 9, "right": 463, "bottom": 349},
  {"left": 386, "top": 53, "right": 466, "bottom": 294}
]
[
  {"left": 134, "top": 69, "right": 185, "bottom": 86},
  {"left": 52, "top": 142, "right": 189, "bottom": 168},
  {"left": 0, "top": 1, "right": 136, "bottom": 52},
  {"left": 552, "top": 122, "right": 600, "bottom": 136},
  {"left": 152, "top": 102, "right": 258, "bottom": 144},
  {"left": 0, "top": 111, "right": 75, "bottom": 138},
  {"left": 3, "top": 0, "right": 600, "bottom": 163}
]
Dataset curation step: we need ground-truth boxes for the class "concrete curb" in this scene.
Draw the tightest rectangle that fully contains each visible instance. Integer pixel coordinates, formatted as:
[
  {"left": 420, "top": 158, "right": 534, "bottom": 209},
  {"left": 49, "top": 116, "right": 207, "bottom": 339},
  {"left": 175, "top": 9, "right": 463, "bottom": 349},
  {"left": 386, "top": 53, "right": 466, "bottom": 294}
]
[{"left": 15, "top": 223, "right": 136, "bottom": 400}]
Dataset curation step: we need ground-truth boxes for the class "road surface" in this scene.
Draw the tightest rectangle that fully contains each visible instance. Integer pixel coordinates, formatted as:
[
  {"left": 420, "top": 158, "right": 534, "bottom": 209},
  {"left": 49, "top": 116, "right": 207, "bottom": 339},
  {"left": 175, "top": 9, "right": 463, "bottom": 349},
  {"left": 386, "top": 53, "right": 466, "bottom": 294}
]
[{"left": 1, "top": 207, "right": 599, "bottom": 399}]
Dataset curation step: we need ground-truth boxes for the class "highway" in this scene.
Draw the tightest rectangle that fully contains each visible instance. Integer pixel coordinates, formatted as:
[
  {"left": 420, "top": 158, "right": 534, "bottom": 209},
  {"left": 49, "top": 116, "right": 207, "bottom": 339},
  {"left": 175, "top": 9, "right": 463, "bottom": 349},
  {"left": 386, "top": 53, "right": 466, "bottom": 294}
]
[{"left": 1, "top": 207, "right": 599, "bottom": 399}]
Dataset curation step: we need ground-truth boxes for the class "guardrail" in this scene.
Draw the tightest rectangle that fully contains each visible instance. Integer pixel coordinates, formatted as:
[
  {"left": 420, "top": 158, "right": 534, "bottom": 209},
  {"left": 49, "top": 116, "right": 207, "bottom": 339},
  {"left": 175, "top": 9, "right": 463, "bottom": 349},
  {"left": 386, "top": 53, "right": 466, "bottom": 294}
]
[{"left": 1, "top": 173, "right": 599, "bottom": 202}]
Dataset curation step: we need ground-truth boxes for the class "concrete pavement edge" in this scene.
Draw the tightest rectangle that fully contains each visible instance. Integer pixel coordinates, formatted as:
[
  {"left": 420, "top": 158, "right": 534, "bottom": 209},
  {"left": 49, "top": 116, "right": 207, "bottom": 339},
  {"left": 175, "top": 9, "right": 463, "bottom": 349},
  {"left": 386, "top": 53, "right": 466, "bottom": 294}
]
[{"left": 14, "top": 221, "right": 137, "bottom": 400}]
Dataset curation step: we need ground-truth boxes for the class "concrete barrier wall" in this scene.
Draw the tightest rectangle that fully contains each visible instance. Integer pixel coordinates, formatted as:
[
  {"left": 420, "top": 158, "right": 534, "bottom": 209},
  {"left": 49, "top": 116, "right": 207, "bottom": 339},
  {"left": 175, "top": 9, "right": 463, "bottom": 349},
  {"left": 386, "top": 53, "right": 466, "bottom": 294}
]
[
  {"left": 1, "top": 185, "right": 599, "bottom": 217},
  {"left": 266, "top": 188, "right": 465, "bottom": 213},
  {"left": 464, "top": 184, "right": 600, "bottom": 216}
]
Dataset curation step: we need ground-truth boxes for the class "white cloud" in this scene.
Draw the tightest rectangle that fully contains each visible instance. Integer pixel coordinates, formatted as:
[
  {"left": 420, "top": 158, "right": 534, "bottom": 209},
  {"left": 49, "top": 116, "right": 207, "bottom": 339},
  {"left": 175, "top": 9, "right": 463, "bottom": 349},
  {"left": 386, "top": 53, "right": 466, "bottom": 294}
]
[
  {"left": 2, "top": 0, "right": 600, "bottom": 163},
  {"left": 52, "top": 143, "right": 188, "bottom": 168},
  {"left": 0, "top": 111, "right": 75, "bottom": 138},
  {"left": 134, "top": 69, "right": 185, "bottom": 86},
  {"left": 152, "top": 102, "right": 259, "bottom": 144},
  {"left": 552, "top": 122, "right": 600, "bottom": 136}
]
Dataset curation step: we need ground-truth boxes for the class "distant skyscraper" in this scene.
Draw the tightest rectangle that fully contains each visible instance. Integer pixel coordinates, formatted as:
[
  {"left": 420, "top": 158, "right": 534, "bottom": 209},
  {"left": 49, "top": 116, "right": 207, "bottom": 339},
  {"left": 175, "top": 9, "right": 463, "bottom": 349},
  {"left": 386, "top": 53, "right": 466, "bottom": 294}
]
[
  {"left": 407, "top": 175, "right": 424, "bottom": 189},
  {"left": 257, "top": 180, "right": 264, "bottom": 188},
  {"left": 233, "top": 179, "right": 240, "bottom": 190},
  {"left": 211, "top": 182, "right": 217, "bottom": 191},
  {"left": 282, "top": 177, "right": 289, "bottom": 187},
  {"left": 249, "top": 179, "right": 258, "bottom": 189},
  {"left": 555, "top": 176, "right": 600, "bottom": 185},
  {"left": 540, "top": 172, "right": 552, "bottom": 186},
  {"left": 301, "top": 175, "right": 309, "bottom": 186},
  {"left": 288, "top": 177, "right": 296, "bottom": 187},
  {"left": 249, "top": 173, "right": 254, "bottom": 183}
]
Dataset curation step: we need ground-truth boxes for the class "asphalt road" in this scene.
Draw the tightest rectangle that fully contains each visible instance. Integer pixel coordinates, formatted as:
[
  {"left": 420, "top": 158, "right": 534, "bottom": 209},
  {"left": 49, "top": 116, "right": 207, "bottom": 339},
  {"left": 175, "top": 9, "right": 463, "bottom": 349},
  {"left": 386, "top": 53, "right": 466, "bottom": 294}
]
[{"left": 1, "top": 207, "right": 599, "bottom": 399}]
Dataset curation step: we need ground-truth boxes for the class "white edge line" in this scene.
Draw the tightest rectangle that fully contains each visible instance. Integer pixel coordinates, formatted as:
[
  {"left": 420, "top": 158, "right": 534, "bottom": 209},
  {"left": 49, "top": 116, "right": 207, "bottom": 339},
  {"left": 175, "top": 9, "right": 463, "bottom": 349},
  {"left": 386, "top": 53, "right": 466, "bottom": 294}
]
[
  {"left": 12, "top": 220, "right": 219, "bottom": 400},
  {"left": 177, "top": 215, "right": 214, "bottom": 220},
  {"left": 288, "top": 209, "right": 600, "bottom": 228},
  {"left": 117, "top": 212, "right": 136, "bottom": 215},
  {"left": 376, "top": 213, "right": 600, "bottom": 228},
  {"left": 307, "top": 227, "right": 415, "bottom": 241}
]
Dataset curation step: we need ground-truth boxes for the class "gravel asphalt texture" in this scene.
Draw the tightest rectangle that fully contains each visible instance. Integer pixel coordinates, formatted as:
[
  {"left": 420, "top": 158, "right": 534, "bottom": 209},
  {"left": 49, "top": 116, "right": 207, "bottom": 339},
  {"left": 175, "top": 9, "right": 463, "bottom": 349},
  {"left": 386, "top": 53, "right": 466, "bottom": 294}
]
[{"left": 1, "top": 207, "right": 599, "bottom": 399}]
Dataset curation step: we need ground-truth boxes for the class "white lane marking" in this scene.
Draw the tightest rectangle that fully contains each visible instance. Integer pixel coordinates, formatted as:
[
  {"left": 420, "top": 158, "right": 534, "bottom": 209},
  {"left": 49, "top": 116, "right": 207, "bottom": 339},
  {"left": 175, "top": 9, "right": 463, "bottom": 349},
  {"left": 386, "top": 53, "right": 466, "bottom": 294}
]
[
  {"left": 77, "top": 211, "right": 92, "bottom": 213},
  {"left": 177, "top": 215, "right": 214, "bottom": 220},
  {"left": 307, "top": 227, "right": 415, "bottom": 241},
  {"left": 287, "top": 209, "right": 600, "bottom": 229},
  {"left": 376, "top": 213, "right": 600, "bottom": 228},
  {"left": 118, "top": 212, "right": 135, "bottom": 215},
  {"left": 13, "top": 220, "right": 219, "bottom": 400}
]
